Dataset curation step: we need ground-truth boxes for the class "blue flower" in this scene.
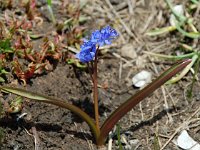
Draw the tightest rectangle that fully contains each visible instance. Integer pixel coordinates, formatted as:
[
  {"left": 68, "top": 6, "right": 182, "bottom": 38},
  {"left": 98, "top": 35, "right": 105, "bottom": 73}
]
[
  {"left": 76, "top": 25, "right": 118, "bottom": 63},
  {"left": 75, "top": 41, "right": 96, "bottom": 63},
  {"left": 91, "top": 25, "right": 118, "bottom": 46}
]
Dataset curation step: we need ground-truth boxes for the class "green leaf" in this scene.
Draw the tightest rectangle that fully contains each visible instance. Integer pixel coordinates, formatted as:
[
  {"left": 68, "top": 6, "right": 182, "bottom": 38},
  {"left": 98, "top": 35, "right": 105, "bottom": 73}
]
[
  {"left": 116, "top": 124, "right": 123, "bottom": 150},
  {"left": 0, "top": 69, "right": 8, "bottom": 74},
  {"left": 167, "top": 54, "right": 198, "bottom": 84},
  {"left": 186, "top": 55, "right": 200, "bottom": 100},
  {"left": 79, "top": 15, "right": 90, "bottom": 23},
  {"left": 46, "top": 0, "right": 52, "bottom": 6},
  {"left": 190, "top": 0, "right": 199, "bottom": 4},
  {"left": 0, "top": 86, "right": 99, "bottom": 142},
  {"left": 97, "top": 59, "right": 192, "bottom": 145},
  {"left": 80, "top": 0, "right": 88, "bottom": 9},
  {"left": 0, "top": 39, "right": 13, "bottom": 53},
  {"left": 0, "top": 77, "right": 5, "bottom": 83},
  {"left": 144, "top": 51, "right": 195, "bottom": 60},
  {"left": 175, "top": 23, "right": 200, "bottom": 38},
  {"left": 67, "top": 59, "right": 87, "bottom": 68},
  {"left": 29, "top": 33, "right": 44, "bottom": 39},
  {"left": 146, "top": 26, "right": 176, "bottom": 36}
]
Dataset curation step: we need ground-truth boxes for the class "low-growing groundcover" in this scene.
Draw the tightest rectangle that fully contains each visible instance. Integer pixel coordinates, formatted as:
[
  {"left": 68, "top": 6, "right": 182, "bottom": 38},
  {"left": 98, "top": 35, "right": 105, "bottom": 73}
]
[{"left": 0, "top": 0, "right": 200, "bottom": 149}]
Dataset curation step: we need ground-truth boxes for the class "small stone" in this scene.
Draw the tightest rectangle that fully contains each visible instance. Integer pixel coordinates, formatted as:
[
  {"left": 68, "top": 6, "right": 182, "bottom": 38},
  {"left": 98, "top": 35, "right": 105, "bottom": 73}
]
[
  {"left": 124, "top": 145, "right": 131, "bottom": 150},
  {"left": 120, "top": 44, "right": 137, "bottom": 59},
  {"left": 176, "top": 130, "right": 200, "bottom": 150},
  {"left": 129, "top": 139, "right": 139, "bottom": 146},
  {"left": 170, "top": 5, "right": 184, "bottom": 26},
  {"left": 132, "top": 70, "right": 152, "bottom": 88}
]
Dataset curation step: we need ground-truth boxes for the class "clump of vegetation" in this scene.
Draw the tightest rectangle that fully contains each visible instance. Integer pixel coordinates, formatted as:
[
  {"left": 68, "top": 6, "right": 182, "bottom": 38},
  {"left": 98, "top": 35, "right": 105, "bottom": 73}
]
[
  {"left": 146, "top": 0, "right": 200, "bottom": 98},
  {"left": 0, "top": 25, "right": 191, "bottom": 146},
  {"left": 0, "top": 0, "right": 88, "bottom": 84}
]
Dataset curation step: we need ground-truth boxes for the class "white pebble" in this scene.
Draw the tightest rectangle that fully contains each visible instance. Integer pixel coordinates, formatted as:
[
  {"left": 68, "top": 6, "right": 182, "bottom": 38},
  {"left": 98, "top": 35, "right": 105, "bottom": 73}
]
[
  {"left": 132, "top": 70, "right": 152, "bottom": 88},
  {"left": 169, "top": 5, "right": 184, "bottom": 26}
]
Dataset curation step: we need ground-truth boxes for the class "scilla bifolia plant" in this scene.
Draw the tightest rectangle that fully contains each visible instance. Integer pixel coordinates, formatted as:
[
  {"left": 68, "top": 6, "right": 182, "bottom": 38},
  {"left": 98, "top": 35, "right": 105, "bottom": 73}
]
[{"left": 0, "top": 26, "right": 191, "bottom": 146}]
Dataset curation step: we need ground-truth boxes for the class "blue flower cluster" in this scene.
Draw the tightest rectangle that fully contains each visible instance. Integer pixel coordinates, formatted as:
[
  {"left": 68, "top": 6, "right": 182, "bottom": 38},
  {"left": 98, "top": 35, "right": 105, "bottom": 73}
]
[{"left": 76, "top": 26, "right": 118, "bottom": 63}]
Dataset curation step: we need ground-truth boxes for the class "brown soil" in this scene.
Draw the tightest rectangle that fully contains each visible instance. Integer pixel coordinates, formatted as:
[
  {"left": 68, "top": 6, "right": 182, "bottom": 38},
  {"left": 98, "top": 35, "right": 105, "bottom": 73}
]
[{"left": 0, "top": 0, "right": 200, "bottom": 150}]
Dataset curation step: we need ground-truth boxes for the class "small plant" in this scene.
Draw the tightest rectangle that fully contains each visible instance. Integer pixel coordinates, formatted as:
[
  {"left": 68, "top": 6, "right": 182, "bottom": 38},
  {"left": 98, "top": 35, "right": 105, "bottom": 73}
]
[
  {"left": 46, "top": 0, "right": 56, "bottom": 24},
  {"left": 116, "top": 124, "right": 123, "bottom": 150},
  {"left": 0, "top": 54, "right": 8, "bottom": 82},
  {"left": 0, "top": 26, "right": 191, "bottom": 146},
  {"left": 0, "top": 13, "right": 65, "bottom": 84}
]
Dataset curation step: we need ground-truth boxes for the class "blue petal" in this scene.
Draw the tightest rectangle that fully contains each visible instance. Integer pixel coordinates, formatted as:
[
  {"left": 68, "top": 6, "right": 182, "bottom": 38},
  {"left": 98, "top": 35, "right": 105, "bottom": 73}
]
[{"left": 105, "top": 40, "right": 111, "bottom": 45}]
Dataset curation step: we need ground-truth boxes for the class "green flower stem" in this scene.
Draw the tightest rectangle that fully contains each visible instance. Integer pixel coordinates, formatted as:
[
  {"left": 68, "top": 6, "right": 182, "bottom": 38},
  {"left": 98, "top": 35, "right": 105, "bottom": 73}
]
[
  {"left": 0, "top": 86, "right": 100, "bottom": 142},
  {"left": 93, "top": 47, "right": 100, "bottom": 132},
  {"left": 97, "top": 59, "right": 192, "bottom": 145}
]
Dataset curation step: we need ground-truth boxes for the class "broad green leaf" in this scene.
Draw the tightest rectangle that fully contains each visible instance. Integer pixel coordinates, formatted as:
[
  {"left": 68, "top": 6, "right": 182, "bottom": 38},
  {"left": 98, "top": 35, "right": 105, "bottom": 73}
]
[
  {"left": 97, "top": 59, "right": 192, "bottom": 145},
  {"left": 0, "top": 86, "right": 99, "bottom": 141}
]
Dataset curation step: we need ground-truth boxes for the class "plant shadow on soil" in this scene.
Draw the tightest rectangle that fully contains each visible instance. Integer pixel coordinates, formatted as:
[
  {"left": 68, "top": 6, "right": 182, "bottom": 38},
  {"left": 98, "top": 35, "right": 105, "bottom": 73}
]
[
  {"left": 71, "top": 98, "right": 111, "bottom": 122},
  {"left": 127, "top": 107, "right": 178, "bottom": 132},
  {"left": 0, "top": 114, "right": 93, "bottom": 142}
]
